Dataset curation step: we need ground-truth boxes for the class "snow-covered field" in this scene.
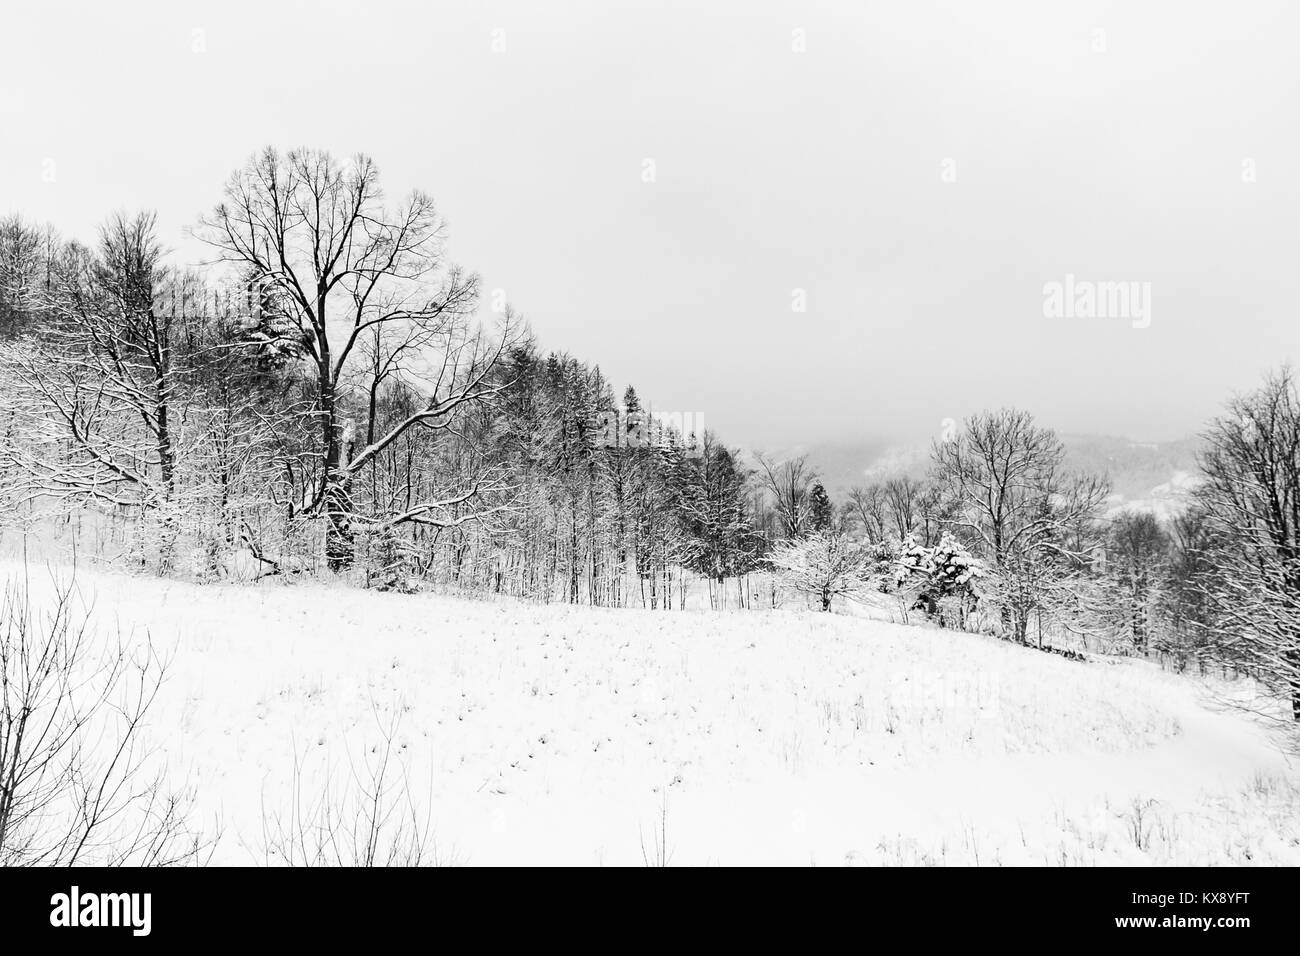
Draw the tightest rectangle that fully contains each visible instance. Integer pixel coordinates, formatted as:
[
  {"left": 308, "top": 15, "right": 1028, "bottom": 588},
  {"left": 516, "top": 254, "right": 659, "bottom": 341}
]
[{"left": 4, "top": 556, "right": 1298, "bottom": 866}]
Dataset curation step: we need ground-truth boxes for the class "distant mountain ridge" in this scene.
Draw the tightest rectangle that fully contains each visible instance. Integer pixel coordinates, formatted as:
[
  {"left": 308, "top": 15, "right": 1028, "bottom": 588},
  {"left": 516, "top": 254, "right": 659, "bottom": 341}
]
[{"left": 753, "top": 434, "right": 1203, "bottom": 516}]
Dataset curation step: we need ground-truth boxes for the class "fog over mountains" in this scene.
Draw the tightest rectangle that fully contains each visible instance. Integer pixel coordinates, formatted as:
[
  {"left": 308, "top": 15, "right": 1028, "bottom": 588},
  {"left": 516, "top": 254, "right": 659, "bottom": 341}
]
[{"left": 760, "top": 432, "right": 1202, "bottom": 515}]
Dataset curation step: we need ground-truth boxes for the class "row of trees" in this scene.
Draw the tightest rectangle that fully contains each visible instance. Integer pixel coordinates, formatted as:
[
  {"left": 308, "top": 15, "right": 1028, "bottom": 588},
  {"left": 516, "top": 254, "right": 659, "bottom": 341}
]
[
  {"left": 766, "top": 411, "right": 1103, "bottom": 639},
  {"left": 758, "top": 382, "right": 1299, "bottom": 722},
  {"left": 1102, "top": 371, "right": 1300, "bottom": 721},
  {"left": 432, "top": 351, "right": 767, "bottom": 608},
  {"left": 1, "top": 151, "right": 519, "bottom": 579},
  {"left": 0, "top": 150, "right": 777, "bottom": 609},
  {"left": 1, "top": 148, "right": 1296, "bottom": 719}
]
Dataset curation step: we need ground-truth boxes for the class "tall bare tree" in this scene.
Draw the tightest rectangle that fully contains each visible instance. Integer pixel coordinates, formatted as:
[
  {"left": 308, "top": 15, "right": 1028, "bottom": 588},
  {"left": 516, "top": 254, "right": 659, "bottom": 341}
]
[
  {"left": 932, "top": 408, "right": 1108, "bottom": 642},
  {"left": 755, "top": 452, "right": 815, "bottom": 541},
  {"left": 884, "top": 476, "right": 921, "bottom": 541},
  {"left": 843, "top": 483, "right": 888, "bottom": 542},
  {"left": 201, "top": 147, "right": 516, "bottom": 569},
  {"left": 1197, "top": 368, "right": 1300, "bottom": 720},
  {"left": 1158, "top": 504, "right": 1217, "bottom": 668}
]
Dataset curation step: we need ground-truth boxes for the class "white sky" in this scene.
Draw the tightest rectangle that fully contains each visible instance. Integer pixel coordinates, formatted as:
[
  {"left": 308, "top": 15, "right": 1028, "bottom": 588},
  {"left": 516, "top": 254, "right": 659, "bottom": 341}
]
[{"left": 2, "top": 0, "right": 1297, "bottom": 448}]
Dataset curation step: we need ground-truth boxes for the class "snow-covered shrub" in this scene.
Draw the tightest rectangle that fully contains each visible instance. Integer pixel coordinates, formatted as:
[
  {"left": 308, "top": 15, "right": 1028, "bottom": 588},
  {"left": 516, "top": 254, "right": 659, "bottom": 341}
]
[
  {"left": 768, "top": 531, "right": 872, "bottom": 611},
  {"left": 891, "top": 534, "right": 986, "bottom": 627}
]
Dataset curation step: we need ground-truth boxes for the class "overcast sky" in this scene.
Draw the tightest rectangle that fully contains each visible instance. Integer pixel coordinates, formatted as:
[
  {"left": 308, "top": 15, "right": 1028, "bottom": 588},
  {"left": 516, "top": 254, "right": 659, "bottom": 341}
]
[{"left": 2, "top": 0, "right": 1296, "bottom": 449}]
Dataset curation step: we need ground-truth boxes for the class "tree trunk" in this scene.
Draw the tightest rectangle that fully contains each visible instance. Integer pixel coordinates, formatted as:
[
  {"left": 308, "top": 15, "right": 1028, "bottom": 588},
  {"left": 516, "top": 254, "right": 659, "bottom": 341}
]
[
  {"left": 321, "top": 379, "right": 355, "bottom": 573},
  {"left": 1289, "top": 648, "right": 1300, "bottom": 722}
]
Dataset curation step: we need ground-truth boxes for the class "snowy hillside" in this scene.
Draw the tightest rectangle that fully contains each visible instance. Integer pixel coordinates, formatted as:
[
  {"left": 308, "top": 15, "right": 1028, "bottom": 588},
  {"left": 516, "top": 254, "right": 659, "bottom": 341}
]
[{"left": 7, "top": 558, "right": 1297, "bottom": 866}]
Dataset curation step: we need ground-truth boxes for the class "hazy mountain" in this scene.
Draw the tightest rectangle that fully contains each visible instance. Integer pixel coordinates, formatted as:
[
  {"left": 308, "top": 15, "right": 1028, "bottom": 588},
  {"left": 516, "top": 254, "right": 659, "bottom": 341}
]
[{"left": 757, "top": 434, "right": 1203, "bottom": 517}]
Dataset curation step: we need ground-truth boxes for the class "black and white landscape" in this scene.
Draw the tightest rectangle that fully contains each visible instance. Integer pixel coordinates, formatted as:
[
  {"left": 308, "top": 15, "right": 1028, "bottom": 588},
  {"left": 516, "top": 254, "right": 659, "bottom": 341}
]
[{"left": 0, "top": 2, "right": 1297, "bottom": 870}]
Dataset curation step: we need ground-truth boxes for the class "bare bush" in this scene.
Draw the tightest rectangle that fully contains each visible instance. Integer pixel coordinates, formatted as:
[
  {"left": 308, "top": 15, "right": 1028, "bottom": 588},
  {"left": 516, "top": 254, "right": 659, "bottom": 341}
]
[
  {"left": 259, "top": 710, "right": 455, "bottom": 866},
  {"left": 639, "top": 792, "right": 672, "bottom": 867},
  {"left": 0, "top": 566, "right": 212, "bottom": 865}
]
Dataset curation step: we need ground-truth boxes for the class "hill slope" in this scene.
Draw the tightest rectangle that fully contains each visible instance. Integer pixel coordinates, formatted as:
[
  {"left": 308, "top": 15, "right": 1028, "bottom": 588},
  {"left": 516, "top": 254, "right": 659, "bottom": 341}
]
[{"left": 5, "top": 560, "right": 1297, "bottom": 866}]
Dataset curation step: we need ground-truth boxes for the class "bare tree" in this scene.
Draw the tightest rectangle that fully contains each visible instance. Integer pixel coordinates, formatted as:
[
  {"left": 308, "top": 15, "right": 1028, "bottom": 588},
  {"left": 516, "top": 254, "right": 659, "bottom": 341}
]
[
  {"left": 1158, "top": 504, "right": 1217, "bottom": 669},
  {"left": 0, "top": 215, "right": 51, "bottom": 335},
  {"left": 1106, "top": 510, "right": 1168, "bottom": 654},
  {"left": 843, "top": 482, "right": 888, "bottom": 542},
  {"left": 755, "top": 452, "right": 815, "bottom": 541},
  {"left": 884, "top": 476, "right": 922, "bottom": 541},
  {"left": 915, "top": 479, "right": 956, "bottom": 547},
  {"left": 201, "top": 147, "right": 518, "bottom": 570},
  {"left": 932, "top": 408, "right": 1108, "bottom": 643},
  {"left": 1197, "top": 368, "right": 1300, "bottom": 720}
]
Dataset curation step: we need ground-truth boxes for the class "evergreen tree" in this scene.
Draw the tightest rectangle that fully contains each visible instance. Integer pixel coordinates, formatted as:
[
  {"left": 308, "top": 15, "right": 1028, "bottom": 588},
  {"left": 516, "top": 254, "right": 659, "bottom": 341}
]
[{"left": 809, "top": 482, "right": 833, "bottom": 532}]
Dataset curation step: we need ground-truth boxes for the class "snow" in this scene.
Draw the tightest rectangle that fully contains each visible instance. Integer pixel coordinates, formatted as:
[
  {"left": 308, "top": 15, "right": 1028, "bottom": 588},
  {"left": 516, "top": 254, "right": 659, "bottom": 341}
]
[{"left": 4, "top": 556, "right": 1297, "bottom": 866}]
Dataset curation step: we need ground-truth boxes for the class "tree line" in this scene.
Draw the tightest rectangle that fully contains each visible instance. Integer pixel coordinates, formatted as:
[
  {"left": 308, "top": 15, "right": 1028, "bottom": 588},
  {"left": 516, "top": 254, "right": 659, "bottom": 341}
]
[
  {"left": 0, "top": 146, "right": 1296, "bottom": 719},
  {"left": 0, "top": 148, "right": 771, "bottom": 609},
  {"left": 769, "top": 380, "right": 1300, "bottom": 722}
]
